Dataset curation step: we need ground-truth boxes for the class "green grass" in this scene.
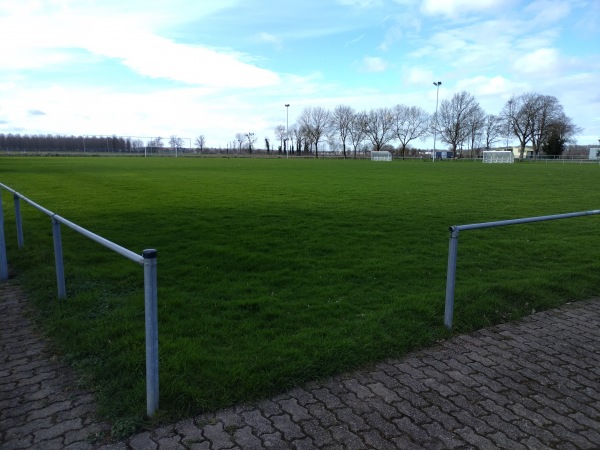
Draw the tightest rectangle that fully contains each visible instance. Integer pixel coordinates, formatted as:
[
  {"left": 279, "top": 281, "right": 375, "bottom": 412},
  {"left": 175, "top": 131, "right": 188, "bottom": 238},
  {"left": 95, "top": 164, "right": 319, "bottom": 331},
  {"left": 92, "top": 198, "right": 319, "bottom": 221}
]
[{"left": 1, "top": 157, "right": 599, "bottom": 429}]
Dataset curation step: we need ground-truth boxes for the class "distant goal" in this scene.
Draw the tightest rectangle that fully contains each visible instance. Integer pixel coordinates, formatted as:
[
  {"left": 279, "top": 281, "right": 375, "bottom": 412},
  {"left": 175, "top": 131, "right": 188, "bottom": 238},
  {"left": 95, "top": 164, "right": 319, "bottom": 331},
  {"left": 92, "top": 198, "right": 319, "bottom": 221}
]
[
  {"left": 371, "top": 151, "right": 392, "bottom": 162},
  {"left": 482, "top": 151, "right": 514, "bottom": 164}
]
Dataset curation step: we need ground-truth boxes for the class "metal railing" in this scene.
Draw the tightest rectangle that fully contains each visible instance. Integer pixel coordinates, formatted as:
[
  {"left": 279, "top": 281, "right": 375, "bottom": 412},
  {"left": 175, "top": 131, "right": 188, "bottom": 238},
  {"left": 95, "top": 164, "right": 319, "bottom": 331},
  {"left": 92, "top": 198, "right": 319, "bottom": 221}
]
[
  {"left": 445, "top": 209, "right": 600, "bottom": 329},
  {"left": 0, "top": 183, "right": 159, "bottom": 417}
]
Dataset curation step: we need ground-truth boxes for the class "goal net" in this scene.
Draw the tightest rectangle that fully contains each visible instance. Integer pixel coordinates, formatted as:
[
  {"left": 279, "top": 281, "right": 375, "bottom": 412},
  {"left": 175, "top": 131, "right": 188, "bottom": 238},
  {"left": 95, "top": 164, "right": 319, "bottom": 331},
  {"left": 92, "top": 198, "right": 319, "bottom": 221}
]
[
  {"left": 482, "top": 151, "right": 514, "bottom": 164},
  {"left": 371, "top": 151, "right": 392, "bottom": 161}
]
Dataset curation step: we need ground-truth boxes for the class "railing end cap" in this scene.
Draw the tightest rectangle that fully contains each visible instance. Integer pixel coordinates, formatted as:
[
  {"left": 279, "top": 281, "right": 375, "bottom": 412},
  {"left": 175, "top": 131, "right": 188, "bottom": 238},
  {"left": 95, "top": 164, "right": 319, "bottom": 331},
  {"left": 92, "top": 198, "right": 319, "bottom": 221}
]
[{"left": 143, "top": 249, "right": 158, "bottom": 259}]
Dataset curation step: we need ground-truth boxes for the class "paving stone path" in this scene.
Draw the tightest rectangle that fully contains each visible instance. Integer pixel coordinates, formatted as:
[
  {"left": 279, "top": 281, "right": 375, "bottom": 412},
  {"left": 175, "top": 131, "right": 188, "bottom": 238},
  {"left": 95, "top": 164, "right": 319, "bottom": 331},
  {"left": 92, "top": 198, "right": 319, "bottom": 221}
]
[{"left": 2, "top": 281, "right": 600, "bottom": 449}]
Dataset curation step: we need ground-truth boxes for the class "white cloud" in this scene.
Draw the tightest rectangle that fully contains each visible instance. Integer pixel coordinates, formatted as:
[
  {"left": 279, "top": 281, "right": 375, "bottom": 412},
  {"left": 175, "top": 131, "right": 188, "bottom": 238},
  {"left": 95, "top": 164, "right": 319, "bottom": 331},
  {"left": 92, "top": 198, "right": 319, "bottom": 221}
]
[
  {"left": 0, "top": 1, "right": 280, "bottom": 89},
  {"left": 84, "top": 28, "right": 281, "bottom": 88},
  {"left": 337, "top": 0, "right": 384, "bottom": 8},
  {"left": 513, "top": 48, "right": 560, "bottom": 76},
  {"left": 361, "top": 56, "right": 388, "bottom": 72},
  {"left": 524, "top": 0, "right": 571, "bottom": 25},
  {"left": 257, "top": 32, "right": 283, "bottom": 48},
  {"left": 421, "top": 0, "right": 512, "bottom": 17},
  {"left": 405, "top": 67, "right": 434, "bottom": 84}
]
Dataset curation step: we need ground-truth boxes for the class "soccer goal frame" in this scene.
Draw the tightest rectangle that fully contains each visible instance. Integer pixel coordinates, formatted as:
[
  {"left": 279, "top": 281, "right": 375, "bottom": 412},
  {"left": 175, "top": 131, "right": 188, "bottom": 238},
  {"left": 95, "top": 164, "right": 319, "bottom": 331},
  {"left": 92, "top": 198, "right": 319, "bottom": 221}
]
[
  {"left": 482, "top": 151, "right": 514, "bottom": 164},
  {"left": 371, "top": 151, "right": 392, "bottom": 161}
]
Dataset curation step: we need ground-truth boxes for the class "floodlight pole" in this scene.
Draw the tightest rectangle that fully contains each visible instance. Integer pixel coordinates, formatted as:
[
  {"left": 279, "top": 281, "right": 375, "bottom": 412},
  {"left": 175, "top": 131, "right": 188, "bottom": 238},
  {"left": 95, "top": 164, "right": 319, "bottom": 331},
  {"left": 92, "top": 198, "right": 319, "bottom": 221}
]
[
  {"left": 285, "top": 104, "right": 290, "bottom": 159},
  {"left": 432, "top": 82, "right": 441, "bottom": 162},
  {"left": 507, "top": 99, "right": 514, "bottom": 151}
]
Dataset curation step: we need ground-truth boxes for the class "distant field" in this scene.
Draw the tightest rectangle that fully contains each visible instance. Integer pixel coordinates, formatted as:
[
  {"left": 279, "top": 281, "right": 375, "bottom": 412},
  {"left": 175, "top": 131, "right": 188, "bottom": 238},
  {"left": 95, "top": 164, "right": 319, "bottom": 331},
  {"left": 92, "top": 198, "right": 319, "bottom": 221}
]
[{"left": 1, "top": 157, "right": 599, "bottom": 432}]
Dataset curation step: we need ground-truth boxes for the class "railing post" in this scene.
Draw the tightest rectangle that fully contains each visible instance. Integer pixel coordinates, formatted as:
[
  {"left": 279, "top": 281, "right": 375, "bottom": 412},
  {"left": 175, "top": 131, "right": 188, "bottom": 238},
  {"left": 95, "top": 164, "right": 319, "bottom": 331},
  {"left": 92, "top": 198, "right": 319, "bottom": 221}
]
[
  {"left": 143, "top": 249, "right": 159, "bottom": 417},
  {"left": 0, "top": 191, "right": 8, "bottom": 281},
  {"left": 14, "top": 194, "right": 24, "bottom": 248},
  {"left": 52, "top": 217, "right": 66, "bottom": 299},
  {"left": 444, "top": 226, "right": 460, "bottom": 329}
]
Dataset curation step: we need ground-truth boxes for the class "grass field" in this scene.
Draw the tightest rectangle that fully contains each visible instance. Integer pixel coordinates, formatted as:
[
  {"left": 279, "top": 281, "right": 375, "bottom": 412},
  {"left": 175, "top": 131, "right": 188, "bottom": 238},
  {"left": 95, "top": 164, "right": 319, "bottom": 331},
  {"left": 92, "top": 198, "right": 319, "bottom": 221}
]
[{"left": 1, "top": 157, "right": 599, "bottom": 433}]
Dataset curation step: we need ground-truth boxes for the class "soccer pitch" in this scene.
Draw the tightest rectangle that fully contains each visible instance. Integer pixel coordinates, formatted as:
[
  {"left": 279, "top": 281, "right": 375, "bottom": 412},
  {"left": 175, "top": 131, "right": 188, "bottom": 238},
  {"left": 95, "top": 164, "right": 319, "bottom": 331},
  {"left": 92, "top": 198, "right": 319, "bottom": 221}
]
[{"left": 1, "top": 157, "right": 599, "bottom": 426}]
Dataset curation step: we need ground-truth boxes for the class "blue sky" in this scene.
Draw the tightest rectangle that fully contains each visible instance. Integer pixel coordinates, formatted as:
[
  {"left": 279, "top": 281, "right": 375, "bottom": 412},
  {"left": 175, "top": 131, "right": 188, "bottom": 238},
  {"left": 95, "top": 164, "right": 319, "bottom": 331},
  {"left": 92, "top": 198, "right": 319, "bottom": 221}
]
[{"left": 1, "top": 0, "right": 599, "bottom": 149}]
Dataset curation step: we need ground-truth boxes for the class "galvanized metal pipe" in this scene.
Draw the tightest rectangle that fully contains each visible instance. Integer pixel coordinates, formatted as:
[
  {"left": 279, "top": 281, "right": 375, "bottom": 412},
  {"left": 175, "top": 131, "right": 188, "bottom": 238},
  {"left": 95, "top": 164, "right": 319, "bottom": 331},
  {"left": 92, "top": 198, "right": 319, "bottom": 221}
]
[
  {"left": 52, "top": 214, "right": 143, "bottom": 265},
  {"left": 445, "top": 209, "right": 600, "bottom": 330},
  {"left": 13, "top": 195, "right": 24, "bottom": 249},
  {"left": 143, "top": 249, "right": 159, "bottom": 416},
  {"left": 51, "top": 218, "right": 66, "bottom": 299},
  {"left": 444, "top": 227, "right": 460, "bottom": 329}
]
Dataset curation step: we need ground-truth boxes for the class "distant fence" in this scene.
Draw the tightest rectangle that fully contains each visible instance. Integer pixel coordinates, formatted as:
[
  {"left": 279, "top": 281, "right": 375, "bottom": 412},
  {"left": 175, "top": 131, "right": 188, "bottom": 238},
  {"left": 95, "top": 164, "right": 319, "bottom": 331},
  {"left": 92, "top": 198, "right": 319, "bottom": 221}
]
[
  {"left": 445, "top": 210, "right": 600, "bottom": 329},
  {"left": 0, "top": 183, "right": 159, "bottom": 417}
]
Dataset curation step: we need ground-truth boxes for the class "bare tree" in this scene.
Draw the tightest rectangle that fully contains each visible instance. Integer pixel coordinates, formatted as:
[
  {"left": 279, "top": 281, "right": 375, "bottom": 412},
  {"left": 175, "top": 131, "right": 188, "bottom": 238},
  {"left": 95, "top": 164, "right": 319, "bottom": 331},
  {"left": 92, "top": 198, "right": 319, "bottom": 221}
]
[
  {"left": 235, "top": 133, "right": 245, "bottom": 152},
  {"left": 330, "top": 104, "right": 355, "bottom": 159},
  {"left": 465, "top": 104, "right": 486, "bottom": 157},
  {"left": 297, "top": 106, "right": 330, "bottom": 157},
  {"left": 502, "top": 93, "right": 537, "bottom": 159},
  {"left": 530, "top": 95, "right": 582, "bottom": 156},
  {"left": 392, "top": 105, "right": 431, "bottom": 159},
  {"left": 148, "top": 137, "right": 163, "bottom": 148},
  {"left": 436, "top": 91, "right": 481, "bottom": 155},
  {"left": 348, "top": 111, "right": 367, "bottom": 158},
  {"left": 503, "top": 93, "right": 582, "bottom": 159},
  {"left": 245, "top": 132, "right": 256, "bottom": 153},
  {"left": 274, "top": 125, "right": 286, "bottom": 153},
  {"left": 290, "top": 125, "right": 303, "bottom": 153},
  {"left": 195, "top": 135, "right": 206, "bottom": 152},
  {"left": 169, "top": 135, "right": 184, "bottom": 149},
  {"left": 264, "top": 137, "right": 270, "bottom": 153},
  {"left": 363, "top": 107, "right": 395, "bottom": 152},
  {"left": 483, "top": 115, "right": 503, "bottom": 150}
]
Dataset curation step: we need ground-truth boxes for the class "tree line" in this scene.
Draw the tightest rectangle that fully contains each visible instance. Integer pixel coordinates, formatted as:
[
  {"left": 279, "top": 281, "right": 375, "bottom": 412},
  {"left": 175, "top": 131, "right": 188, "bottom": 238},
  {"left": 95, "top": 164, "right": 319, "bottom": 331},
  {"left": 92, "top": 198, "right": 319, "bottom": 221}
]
[{"left": 248, "top": 91, "right": 580, "bottom": 159}]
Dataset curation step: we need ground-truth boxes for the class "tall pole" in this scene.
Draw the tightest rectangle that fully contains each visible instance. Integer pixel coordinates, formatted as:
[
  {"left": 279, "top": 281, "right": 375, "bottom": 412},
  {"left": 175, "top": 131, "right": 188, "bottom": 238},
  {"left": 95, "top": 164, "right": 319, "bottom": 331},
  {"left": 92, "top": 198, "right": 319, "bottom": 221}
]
[
  {"left": 432, "top": 82, "right": 442, "bottom": 162},
  {"left": 285, "top": 104, "right": 290, "bottom": 158},
  {"left": 506, "top": 99, "right": 513, "bottom": 150}
]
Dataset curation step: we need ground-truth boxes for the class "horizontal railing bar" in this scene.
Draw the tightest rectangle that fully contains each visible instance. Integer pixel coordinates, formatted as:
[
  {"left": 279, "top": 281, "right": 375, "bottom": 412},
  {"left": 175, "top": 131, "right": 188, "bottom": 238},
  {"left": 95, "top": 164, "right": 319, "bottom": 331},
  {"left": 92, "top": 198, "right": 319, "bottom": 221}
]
[
  {"left": 450, "top": 210, "right": 600, "bottom": 233},
  {"left": 0, "top": 183, "right": 143, "bottom": 265},
  {"left": 52, "top": 214, "right": 144, "bottom": 264}
]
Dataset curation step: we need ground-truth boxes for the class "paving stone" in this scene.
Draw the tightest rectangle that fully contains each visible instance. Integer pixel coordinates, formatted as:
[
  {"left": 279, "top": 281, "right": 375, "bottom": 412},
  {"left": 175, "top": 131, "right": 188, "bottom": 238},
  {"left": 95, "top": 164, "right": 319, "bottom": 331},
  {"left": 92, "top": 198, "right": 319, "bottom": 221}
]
[
  {"left": 311, "top": 387, "right": 344, "bottom": 409},
  {"left": 271, "top": 413, "right": 305, "bottom": 441},
  {"left": 260, "top": 431, "right": 291, "bottom": 449},
  {"left": 5, "top": 284, "right": 600, "bottom": 450},
  {"left": 291, "top": 436, "right": 315, "bottom": 450},
  {"left": 329, "top": 424, "right": 364, "bottom": 450},
  {"left": 455, "top": 426, "right": 497, "bottom": 450},
  {"left": 362, "top": 411, "right": 401, "bottom": 438},
  {"left": 202, "top": 421, "right": 235, "bottom": 449},
  {"left": 332, "top": 406, "right": 370, "bottom": 433},
  {"left": 27, "top": 400, "right": 73, "bottom": 421},
  {"left": 287, "top": 387, "right": 318, "bottom": 406},
  {"left": 33, "top": 418, "right": 82, "bottom": 443},
  {"left": 278, "top": 397, "right": 312, "bottom": 422},
  {"left": 421, "top": 421, "right": 464, "bottom": 449},
  {"left": 241, "top": 409, "right": 276, "bottom": 435},
  {"left": 232, "top": 425, "right": 263, "bottom": 450},
  {"left": 129, "top": 431, "right": 158, "bottom": 450},
  {"left": 342, "top": 378, "right": 375, "bottom": 399},
  {"left": 299, "top": 419, "right": 334, "bottom": 447}
]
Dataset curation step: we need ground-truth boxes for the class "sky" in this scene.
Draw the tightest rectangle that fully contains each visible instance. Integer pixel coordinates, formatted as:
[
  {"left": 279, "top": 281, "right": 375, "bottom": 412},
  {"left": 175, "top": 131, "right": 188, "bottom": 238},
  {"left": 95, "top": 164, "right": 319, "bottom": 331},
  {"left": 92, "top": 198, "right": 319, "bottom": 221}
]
[{"left": 1, "top": 0, "right": 599, "bottom": 150}]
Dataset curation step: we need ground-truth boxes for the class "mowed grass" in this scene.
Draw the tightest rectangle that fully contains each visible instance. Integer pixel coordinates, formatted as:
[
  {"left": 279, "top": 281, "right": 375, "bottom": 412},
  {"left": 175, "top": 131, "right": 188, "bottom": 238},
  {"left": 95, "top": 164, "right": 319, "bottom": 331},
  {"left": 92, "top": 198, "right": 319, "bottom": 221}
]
[{"left": 1, "top": 157, "right": 599, "bottom": 430}]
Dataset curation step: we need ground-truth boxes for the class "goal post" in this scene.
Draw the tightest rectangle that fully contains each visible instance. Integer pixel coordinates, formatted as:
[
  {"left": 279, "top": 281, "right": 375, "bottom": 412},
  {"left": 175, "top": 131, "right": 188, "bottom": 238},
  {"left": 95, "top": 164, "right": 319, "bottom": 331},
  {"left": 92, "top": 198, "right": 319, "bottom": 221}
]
[
  {"left": 371, "top": 151, "right": 392, "bottom": 161},
  {"left": 482, "top": 150, "right": 514, "bottom": 164}
]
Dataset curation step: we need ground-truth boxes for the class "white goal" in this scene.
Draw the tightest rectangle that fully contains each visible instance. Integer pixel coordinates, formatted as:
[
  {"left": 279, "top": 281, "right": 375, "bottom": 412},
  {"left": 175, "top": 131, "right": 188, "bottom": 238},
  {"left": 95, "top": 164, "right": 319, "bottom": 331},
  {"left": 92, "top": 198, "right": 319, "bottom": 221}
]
[
  {"left": 482, "top": 151, "right": 514, "bottom": 164},
  {"left": 371, "top": 151, "right": 392, "bottom": 161}
]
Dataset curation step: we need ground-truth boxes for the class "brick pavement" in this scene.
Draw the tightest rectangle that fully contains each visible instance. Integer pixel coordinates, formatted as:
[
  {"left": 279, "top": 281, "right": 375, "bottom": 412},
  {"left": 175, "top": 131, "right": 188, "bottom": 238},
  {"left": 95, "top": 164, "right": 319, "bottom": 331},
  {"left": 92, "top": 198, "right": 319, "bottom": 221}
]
[{"left": 2, "top": 281, "right": 600, "bottom": 449}]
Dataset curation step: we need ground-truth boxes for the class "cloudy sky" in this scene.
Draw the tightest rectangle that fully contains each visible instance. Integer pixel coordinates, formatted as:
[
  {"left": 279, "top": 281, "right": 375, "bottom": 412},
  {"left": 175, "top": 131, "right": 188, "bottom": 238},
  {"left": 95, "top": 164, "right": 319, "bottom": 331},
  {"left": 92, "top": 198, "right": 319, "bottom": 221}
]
[{"left": 1, "top": 0, "right": 599, "bottom": 149}]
